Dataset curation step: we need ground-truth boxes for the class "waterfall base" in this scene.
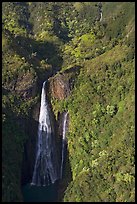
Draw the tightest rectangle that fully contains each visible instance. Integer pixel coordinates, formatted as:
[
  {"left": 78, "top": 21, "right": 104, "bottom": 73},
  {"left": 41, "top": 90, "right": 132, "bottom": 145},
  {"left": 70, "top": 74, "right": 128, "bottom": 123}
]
[{"left": 22, "top": 182, "right": 58, "bottom": 202}]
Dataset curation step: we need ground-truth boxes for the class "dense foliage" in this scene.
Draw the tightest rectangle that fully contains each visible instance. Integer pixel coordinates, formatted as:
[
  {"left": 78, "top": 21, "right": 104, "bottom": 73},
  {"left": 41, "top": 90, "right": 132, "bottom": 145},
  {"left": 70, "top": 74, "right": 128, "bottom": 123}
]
[{"left": 2, "top": 2, "right": 135, "bottom": 202}]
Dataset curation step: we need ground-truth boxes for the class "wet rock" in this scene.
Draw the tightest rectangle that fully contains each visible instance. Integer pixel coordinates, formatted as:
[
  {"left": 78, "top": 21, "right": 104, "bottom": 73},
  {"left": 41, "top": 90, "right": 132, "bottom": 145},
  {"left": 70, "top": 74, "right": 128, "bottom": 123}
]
[
  {"left": 49, "top": 73, "right": 70, "bottom": 100},
  {"left": 48, "top": 65, "right": 81, "bottom": 100}
]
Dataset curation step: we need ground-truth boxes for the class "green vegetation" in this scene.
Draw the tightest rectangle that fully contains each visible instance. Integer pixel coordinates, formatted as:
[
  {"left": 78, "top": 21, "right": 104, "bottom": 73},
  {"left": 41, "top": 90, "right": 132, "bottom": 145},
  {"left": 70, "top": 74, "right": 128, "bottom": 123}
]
[
  {"left": 63, "top": 47, "right": 135, "bottom": 202},
  {"left": 51, "top": 43, "right": 134, "bottom": 202},
  {"left": 2, "top": 2, "right": 135, "bottom": 202},
  {"left": 2, "top": 112, "right": 26, "bottom": 202}
]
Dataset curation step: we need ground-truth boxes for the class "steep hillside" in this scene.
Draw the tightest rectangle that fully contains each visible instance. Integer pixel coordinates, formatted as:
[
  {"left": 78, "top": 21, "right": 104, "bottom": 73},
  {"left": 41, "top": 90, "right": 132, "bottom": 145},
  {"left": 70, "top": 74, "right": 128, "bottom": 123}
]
[
  {"left": 61, "top": 45, "right": 134, "bottom": 202},
  {"left": 2, "top": 2, "right": 135, "bottom": 202}
]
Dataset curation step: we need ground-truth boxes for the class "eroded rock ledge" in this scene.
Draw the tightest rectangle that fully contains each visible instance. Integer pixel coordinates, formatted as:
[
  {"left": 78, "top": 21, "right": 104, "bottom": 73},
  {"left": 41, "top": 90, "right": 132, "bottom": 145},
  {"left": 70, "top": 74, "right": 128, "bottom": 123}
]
[
  {"left": 48, "top": 65, "right": 81, "bottom": 100},
  {"left": 49, "top": 73, "right": 70, "bottom": 100}
]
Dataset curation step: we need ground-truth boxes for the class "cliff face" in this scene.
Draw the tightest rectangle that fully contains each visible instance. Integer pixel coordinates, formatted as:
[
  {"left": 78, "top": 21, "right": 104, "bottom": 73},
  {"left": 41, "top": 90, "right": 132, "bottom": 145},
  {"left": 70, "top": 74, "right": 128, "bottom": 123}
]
[
  {"left": 47, "top": 66, "right": 81, "bottom": 147},
  {"left": 49, "top": 66, "right": 81, "bottom": 100},
  {"left": 47, "top": 70, "right": 79, "bottom": 201},
  {"left": 49, "top": 73, "right": 70, "bottom": 100}
]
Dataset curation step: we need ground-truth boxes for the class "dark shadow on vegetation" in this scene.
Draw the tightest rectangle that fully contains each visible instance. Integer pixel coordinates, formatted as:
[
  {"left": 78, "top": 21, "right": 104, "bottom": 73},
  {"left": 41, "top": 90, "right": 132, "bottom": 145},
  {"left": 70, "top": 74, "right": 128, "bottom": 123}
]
[
  {"left": 48, "top": 3, "right": 72, "bottom": 43},
  {"left": 21, "top": 117, "right": 38, "bottom": 186},
  {"left": 15, "top": 2, "right": 34, "bottom": 35},
  {"left": 57, "top": 144, "right": 73, "bottom": 202},
  {"left": 9, "top": 34, "right": 63, "bottom": 90},
  {"left": 53, "top": 18, "right": 72, "bottom": 43},
  {"left": 2, "top": 107, "right": 38, "bottom": 202},
  {"left": 55, "top": 111, "right": 72, "bottom": 202},
  {"left": 63, "top": 65, "right": 82, "bottom": 91},
  {"left": 12, "top": 35, "right": 63, "bottom": 70},
  {"left": 2, "top": 87, "right": 9, "bottom": 95},
  {"left": 64, "top": 65, "right": 82, "bottom": 74}
]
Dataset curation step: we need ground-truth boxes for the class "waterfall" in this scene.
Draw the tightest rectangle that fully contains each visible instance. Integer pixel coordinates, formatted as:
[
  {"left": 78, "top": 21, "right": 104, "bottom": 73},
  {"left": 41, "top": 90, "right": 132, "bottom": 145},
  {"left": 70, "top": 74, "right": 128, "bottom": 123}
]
[
  {"left": 31, "top": 81, "right": 59, "bottom": 186},
  {"left": 60, "top": 112, "right": 68, "bottom": 179},
  {"left": 98, "top": 2, "right": 102, "bottom": 22},
  {"left": 100, "top": 12, "right": 102, "bottom": 21}
]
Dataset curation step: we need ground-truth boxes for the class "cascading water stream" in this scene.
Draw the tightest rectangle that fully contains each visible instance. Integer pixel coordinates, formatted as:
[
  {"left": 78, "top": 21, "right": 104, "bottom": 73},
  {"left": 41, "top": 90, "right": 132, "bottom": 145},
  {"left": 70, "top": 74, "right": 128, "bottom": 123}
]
[
  {"left": 31, "top": 81, "right": 59, "bottom": 186},
  {"left": 100, "top": 11, "right": 102, "bottom": 21},
  {"left": 60, "top": 112, "right": 68, "bottom": 179},
  {"left": 100, "top": 2, "right": 102, "bottom": 22}
]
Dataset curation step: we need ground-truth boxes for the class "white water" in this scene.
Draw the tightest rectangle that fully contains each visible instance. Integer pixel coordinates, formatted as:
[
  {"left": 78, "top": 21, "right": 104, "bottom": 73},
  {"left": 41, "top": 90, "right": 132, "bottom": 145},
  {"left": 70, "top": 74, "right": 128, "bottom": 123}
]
[
  {"left": 60, "top": 112, "right": 68, "bottom": 179},
  {"left": 100, "top": 12, "right": 102, "bottom": 21},
  {"left": 31, "top": 81, "right": 59, "bottom": 186}
]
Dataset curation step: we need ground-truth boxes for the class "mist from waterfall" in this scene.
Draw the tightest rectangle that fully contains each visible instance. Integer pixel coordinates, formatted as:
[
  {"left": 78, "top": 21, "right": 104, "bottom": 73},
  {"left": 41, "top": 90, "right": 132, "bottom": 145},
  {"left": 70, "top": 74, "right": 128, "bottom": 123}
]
[{"left": 31, "top": 81, "right": 59, "bottom": 186}]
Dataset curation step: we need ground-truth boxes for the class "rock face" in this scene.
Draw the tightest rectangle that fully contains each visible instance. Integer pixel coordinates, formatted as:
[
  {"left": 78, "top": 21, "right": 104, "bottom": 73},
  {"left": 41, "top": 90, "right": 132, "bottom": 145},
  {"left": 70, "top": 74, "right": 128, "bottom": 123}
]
[
  {"left": 49, "top": 73, "right": 70, "bottom": 100},
  {"left": 48, "top": 68, "right": 81, "bottom": 200},
  {"left": 49, "top": 66, "right": 81, "bottom": 100}
]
